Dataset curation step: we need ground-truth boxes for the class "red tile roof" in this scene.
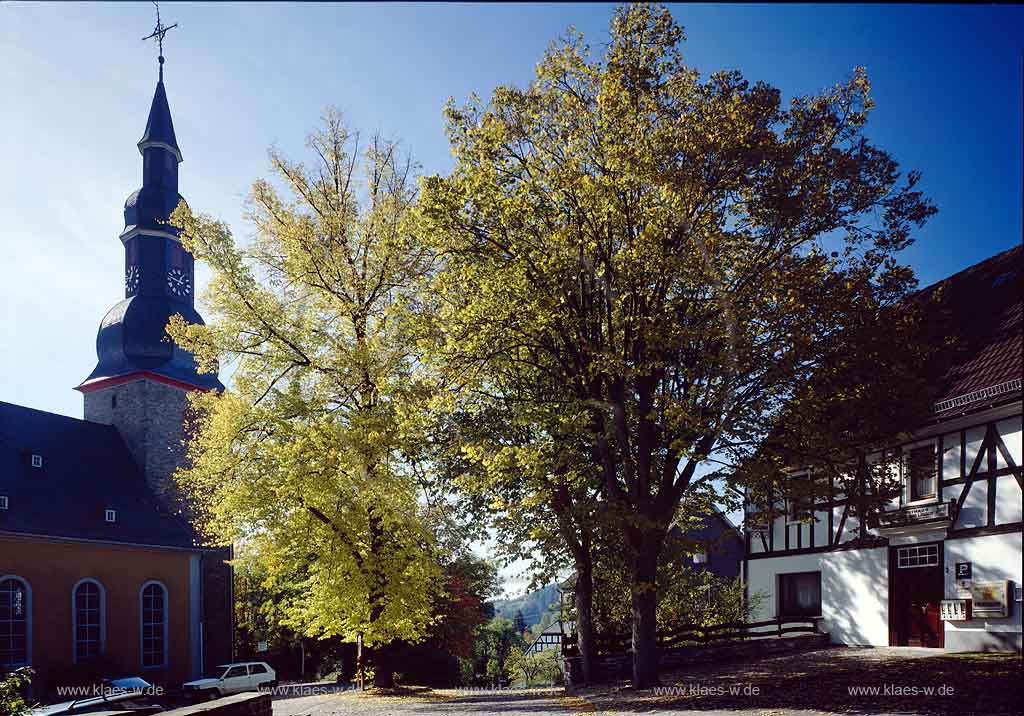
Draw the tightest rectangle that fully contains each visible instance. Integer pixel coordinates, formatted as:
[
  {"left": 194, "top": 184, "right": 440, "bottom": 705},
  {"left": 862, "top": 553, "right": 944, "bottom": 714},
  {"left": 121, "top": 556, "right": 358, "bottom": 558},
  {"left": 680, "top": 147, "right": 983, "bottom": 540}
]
[{"left": 921, "top": 244, "right": 1022, "bottom": 417}]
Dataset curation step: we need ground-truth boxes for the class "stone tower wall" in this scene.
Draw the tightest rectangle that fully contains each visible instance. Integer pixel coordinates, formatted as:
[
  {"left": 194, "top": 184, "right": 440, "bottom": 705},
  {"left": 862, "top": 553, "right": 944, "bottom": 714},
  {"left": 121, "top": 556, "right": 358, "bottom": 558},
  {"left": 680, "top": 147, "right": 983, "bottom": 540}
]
[{"left": 84, "top": 377, "right": 192, "bottom": 516}]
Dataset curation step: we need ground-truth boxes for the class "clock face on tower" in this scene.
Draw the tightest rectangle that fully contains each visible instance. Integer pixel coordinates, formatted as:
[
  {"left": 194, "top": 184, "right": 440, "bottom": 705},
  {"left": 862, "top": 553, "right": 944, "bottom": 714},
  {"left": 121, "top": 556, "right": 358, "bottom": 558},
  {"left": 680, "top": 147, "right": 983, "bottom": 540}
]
[
  {"left": 125, "top": 265, "right": 141, "bottom": 293},
  {"left": 166, "top": 268, "right": 192, "bottom": 297}
]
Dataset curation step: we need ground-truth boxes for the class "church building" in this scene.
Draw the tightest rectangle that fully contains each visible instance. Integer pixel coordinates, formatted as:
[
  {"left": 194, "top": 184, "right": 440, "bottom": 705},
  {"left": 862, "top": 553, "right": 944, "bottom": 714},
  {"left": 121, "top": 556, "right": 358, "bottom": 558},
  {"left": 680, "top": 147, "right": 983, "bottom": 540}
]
[{"left": 0, "top": 55, "right": 233, "bottom": 694}]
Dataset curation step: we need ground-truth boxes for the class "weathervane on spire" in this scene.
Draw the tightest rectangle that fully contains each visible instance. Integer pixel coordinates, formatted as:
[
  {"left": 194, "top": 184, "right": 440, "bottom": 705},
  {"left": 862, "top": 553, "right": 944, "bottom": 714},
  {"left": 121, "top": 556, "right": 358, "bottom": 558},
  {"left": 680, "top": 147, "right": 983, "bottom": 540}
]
[{"left": 142, "top": 1, "right": 178, "bottom": 81}]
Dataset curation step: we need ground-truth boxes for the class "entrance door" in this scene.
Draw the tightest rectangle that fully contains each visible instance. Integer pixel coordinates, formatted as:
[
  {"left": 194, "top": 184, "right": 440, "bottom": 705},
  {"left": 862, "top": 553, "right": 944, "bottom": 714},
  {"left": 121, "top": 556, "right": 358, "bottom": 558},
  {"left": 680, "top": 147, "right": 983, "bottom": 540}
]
[{"left": 889, "top": 542, "right": 944, "bottom": 647}]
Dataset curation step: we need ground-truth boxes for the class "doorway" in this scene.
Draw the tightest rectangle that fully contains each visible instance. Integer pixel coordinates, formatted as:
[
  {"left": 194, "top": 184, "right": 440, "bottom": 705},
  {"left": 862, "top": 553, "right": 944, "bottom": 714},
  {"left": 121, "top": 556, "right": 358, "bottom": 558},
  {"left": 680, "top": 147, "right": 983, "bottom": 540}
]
[{"left": 888, "top": 542, "right": 944, "bottom": 647}]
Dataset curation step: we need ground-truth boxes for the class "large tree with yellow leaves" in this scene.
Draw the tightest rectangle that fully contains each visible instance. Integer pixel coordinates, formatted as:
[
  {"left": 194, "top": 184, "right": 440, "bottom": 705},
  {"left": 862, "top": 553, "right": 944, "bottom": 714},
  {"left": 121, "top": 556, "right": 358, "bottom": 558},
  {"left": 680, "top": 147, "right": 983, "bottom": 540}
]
[
  {"left": 168, "top": 111, "right": 440, "bottom": 687},
  {"left": 417, "top": 4, "right": 936, "bottom": 687}
]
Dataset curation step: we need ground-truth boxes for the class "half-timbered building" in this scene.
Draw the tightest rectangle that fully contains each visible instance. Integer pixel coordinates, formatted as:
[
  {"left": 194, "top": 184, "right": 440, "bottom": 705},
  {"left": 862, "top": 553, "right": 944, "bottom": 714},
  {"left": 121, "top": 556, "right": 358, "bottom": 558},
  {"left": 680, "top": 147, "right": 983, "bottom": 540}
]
[{"left": 743, "top": 245, "right": 1022, "bottom": 652}]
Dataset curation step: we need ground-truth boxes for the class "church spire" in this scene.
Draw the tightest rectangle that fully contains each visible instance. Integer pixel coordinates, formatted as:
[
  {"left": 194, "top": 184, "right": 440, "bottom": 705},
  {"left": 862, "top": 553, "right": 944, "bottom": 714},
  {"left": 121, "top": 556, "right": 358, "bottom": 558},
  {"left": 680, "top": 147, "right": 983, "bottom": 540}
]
[
  {"left": 76, "top": 2, "right": 221, "bottom": 397},
  {"left": 139, "top": 77, "right": 182, "bottom": 162},
  {"left": 140, "top": 2, "right": 181, "bottom": 161}
]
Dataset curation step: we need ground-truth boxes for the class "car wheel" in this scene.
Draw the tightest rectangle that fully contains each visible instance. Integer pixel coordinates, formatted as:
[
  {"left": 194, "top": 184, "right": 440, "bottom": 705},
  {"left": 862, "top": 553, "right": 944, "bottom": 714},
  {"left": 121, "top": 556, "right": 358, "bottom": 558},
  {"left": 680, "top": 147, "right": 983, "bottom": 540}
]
[{"left": 208, "top": 689, "right": 222, "bottom": 701}]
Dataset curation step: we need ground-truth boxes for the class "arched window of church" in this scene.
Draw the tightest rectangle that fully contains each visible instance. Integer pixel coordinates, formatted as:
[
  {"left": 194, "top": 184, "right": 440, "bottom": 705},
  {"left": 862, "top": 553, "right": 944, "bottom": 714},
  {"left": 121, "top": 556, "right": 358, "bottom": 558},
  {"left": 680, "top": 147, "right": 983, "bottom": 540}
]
[
  {"left": 0, "top": 576, "right": 31, "bottom": 668},
  {"left": 139, "top": 581, "right": 168, "bottom": 669},
  {"left": 73, "top": 579, "right": 105, "bottom": 662}
]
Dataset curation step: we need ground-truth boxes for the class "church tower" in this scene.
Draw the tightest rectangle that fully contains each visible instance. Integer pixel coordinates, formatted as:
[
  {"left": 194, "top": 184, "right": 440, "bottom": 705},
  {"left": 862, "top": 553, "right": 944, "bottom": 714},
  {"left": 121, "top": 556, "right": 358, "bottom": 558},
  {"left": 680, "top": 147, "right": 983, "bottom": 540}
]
[{"left": 77, "top": 58, "right": 222, "bottom": 515}]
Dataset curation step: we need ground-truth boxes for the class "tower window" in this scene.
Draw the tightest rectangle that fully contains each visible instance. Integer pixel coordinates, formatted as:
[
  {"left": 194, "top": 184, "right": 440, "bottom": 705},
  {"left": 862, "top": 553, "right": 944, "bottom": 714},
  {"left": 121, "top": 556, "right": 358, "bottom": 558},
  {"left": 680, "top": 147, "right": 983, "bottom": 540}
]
[
  {"left": 105, "top": 509, "right": 117, "bottom": 523},
  {"left": 111, "top": 394, "right": 117, "bottom": 409},
  {"left": 30, "top": 454, "right": 43, "bottom": 469},
  {"left": 0, "top": 496, "right": 8, "bottom": 510}
]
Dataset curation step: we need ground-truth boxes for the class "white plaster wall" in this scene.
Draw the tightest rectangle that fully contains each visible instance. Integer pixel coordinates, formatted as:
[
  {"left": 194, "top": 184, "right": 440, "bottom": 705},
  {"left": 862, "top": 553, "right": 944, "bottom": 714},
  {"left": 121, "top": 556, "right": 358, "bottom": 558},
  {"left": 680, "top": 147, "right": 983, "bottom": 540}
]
[
  {"left": 745, "top": 547, "right": 889, "bottom": 647},
  {"left": 944, "top": 532, "right": 1023, "bottom": 645},
  {"left": 821, "top": 547, "right": 889, "bottom": 646},
  {"left": 995, "top": 475, "right": 1023, "bottom": 525},
  {"left": 996, "top": 416, "right": 1022, "bottom": 466},
  {"left": 746, "top": 552, "right": 823, "bottom": 623},
  {"left": 958, "top": 480, "right": 989, "bottom": 529}
]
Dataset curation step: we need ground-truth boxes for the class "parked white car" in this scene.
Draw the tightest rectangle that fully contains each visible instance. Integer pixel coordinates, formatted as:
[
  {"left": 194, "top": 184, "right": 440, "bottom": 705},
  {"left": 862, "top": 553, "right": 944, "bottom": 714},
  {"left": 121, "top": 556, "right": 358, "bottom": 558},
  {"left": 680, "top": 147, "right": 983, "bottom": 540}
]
[{"left": 183, "top": 662, "right": 277, "bottom": 699}]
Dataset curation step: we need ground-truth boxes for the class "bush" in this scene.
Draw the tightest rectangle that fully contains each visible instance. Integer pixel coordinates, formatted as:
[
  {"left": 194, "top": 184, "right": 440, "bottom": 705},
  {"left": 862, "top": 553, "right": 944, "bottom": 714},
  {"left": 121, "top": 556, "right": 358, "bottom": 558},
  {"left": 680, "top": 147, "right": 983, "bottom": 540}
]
[{"left": 1, "top": 668, "right": 34, "bottom": 716}]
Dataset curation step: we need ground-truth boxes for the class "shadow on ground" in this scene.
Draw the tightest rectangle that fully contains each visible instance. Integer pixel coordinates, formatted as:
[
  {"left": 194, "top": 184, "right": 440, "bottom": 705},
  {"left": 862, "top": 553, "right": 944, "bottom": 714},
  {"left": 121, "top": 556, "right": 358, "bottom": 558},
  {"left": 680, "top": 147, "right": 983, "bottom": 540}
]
[{"left": 575, "top": 646, "right": 1023, "bottom": 715}]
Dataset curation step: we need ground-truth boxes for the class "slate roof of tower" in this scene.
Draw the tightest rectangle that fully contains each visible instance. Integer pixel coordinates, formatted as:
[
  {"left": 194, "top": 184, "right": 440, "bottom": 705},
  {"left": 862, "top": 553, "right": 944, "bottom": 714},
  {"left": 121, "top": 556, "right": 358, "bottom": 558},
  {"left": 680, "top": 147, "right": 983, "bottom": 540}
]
[
  {"left": 139, "top": 79, "right": 181, "bottom": 158},
  {"left": 80, "top": 296, "right": 224, "bottom": 392},
  {"left": 921, "top": 244, "right": 1022, "bottom": 417},
  {"left": 0, "top": 401, "right": 196, "bottom": 549}
]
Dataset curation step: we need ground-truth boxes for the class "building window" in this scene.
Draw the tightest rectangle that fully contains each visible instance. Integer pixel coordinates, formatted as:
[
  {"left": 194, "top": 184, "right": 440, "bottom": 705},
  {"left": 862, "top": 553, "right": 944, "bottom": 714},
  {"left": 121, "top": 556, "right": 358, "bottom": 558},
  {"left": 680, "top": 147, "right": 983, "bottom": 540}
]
[
  {"left": 778, "top": 571, "right": 821, "bottom": 618},
  {"left": 140, "top": 582, "right": 168, "bottom": 669},
  {"left": 30, "top": 455, "right": 42, "bottom": 469},
  {"left": 73, "top": 580, "right": 105, "bottom": 662},
  {"left": 0, "top": 576, "right": 30, "bottom": 668},
  {"left": 105, "top": 509, "right": 117, "bottom": 523},
  {"left": 0, "top": 496, "right": 7, "bottom": 510},
  {"left": 896, "top": 543, "right": 939, "bottom": 568},
  {"left": 785, "top": 472, "right": 815, "bottom": 523},
  {"left": 905, "top": 443, "right": 937, "bottom": 502}
]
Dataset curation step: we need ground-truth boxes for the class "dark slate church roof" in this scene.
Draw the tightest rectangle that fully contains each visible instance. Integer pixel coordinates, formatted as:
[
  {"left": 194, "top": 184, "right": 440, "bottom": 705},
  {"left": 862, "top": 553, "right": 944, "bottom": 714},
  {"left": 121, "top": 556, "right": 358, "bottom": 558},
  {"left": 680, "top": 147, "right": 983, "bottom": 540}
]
[
  {"left": 82, "top": 297, "right": 223, "bottom": 391},
  {"left": 0, "top": 401, "right": 195, "bottom": 549},
  {"left": 139, "top": 78, "right": 181, "bottom": 160}
]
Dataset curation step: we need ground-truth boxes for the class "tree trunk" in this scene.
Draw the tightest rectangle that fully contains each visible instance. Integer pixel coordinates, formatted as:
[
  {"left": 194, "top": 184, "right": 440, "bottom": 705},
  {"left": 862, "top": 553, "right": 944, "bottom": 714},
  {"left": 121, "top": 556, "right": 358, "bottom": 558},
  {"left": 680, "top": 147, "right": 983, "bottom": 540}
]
[
  {"left": 630, "top": 541, "right": 660, "bottom": 689},
  {"left": 574, "top": 560, "right": 597, "bottom": 684},
  {"left": 371, "top": 642, "right": 395, "bottom": 688}
]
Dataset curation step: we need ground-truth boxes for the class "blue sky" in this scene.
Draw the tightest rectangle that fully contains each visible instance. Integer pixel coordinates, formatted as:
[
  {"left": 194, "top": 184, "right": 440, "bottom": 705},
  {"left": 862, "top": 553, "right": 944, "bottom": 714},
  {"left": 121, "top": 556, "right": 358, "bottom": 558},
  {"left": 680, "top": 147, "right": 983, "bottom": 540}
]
[{"left": 2, "top": 3, "right": 1021, "bottom": 591}]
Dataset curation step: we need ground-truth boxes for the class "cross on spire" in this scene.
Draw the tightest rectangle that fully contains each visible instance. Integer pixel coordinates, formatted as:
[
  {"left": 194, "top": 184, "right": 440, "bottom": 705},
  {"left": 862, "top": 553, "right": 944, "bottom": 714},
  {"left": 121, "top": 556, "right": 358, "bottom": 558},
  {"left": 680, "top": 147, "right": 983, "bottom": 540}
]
[{"left": 141, "top": 1, "right": 178, "bottom": 81}]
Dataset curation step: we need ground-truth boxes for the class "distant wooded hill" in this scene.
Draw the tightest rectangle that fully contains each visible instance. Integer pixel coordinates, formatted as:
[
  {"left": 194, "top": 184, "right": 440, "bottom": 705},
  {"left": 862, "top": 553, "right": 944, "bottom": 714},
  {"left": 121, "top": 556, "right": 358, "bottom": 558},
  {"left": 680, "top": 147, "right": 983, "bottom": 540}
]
[{"left": 489, "top": 583, "right": 561, "bottom": 629}]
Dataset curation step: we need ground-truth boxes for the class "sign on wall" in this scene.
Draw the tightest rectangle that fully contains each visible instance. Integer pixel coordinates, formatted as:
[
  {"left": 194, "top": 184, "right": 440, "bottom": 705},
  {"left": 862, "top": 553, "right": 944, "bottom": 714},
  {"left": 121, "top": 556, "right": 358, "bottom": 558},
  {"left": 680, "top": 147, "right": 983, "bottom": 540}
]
[
  {"left": 970, "top": 581, "right": 1010, "bottom": 618},
  {"left": 955, "top": 562, "right": 972, "bottom": 580}
]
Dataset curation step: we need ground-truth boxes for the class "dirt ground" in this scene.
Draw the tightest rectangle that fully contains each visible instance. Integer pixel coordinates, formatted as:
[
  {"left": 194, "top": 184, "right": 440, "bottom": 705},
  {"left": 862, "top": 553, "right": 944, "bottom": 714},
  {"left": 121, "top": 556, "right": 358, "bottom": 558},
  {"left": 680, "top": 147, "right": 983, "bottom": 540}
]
[{"left": 570, "top": 646, "right": 1023, "bottom": 715}]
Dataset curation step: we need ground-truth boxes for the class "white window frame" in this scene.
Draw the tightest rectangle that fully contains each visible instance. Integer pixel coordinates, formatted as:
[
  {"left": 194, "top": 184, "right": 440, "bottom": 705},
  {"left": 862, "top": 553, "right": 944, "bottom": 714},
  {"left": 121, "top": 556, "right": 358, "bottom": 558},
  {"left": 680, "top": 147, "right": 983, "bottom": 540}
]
[
  {"left": 139, "top": 581, "right": 169, "bottom": 670},
  {"left": 0, "top": 575, "right": 32, "bottom": 668},
  {"left": 902, "top": 438, "right": 940, "bottom": 506},
  {"left": 30, "top": 455, "right": 42, "bottom": 469},
  {"left": 896, "top": 543, "right": 940, "bottom": 569},
  {"left": 72, "top": 578, "right": 106, "bottom": 663},
  {"left": 104, "top": 509, "right": 117, "bottom": 523}
]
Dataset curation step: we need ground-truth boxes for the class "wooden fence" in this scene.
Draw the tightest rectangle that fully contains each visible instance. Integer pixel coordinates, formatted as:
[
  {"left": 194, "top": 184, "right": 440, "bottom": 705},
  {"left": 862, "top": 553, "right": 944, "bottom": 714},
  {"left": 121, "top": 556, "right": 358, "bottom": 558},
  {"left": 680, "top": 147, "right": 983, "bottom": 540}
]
[{"left": 564, "top": 616, "right": 821, "bottom": 656}]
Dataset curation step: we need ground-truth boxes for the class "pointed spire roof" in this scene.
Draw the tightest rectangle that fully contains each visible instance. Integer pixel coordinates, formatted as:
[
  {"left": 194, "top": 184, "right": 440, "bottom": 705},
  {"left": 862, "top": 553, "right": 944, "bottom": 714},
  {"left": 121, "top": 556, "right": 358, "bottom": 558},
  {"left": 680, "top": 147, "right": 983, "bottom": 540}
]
[{"left": 138, "top": 75, "right": 182, "bottom": 162}]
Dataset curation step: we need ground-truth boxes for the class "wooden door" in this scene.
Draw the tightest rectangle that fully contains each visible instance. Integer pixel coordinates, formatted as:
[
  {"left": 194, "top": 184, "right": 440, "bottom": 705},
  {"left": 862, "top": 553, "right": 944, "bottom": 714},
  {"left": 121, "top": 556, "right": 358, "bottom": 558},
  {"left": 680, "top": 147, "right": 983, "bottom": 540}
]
[{"left": 889, "top": 543, "right": 944, "bottom": 647}]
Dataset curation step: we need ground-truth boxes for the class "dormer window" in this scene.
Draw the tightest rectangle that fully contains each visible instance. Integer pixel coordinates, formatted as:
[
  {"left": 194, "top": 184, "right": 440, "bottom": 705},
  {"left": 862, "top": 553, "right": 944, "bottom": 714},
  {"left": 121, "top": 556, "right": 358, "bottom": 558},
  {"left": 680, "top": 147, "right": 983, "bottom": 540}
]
[
  {"left": 693, "top": 549, "right": 707, "bottom": 564},
  {"left": 105, "top": 509, "right": 117, "bottom": 523},
  {"left": 0, "top": 496, "right": 8, "bottom": 510},
  {"left": 905, "top": 443, "right": 937, "bottom": 502},
  {"left": 31, "top": 454, "right": 43, "bottom": 469}
]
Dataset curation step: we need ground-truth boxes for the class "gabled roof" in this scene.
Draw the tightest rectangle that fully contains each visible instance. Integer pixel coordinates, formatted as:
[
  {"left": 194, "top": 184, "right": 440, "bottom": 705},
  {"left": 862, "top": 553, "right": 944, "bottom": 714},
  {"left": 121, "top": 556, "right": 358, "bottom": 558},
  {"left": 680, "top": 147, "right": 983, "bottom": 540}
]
[
  {"left": 921, "top": 245, "right": 1022, "bottom": 417},
  {"left": 0, "top": 401, "right": 195, "bottom": 549}
]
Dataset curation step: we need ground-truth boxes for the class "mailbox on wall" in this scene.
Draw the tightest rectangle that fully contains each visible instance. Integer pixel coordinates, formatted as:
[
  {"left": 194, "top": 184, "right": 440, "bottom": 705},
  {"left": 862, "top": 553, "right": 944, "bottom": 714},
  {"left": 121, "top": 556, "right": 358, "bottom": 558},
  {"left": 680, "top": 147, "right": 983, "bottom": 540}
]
[
  {"left": 940, "top": 599, "right": 970, "bottom": 621},
  {"left": 970, "top": 581, "right": 1011, "bottom": 618}
]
